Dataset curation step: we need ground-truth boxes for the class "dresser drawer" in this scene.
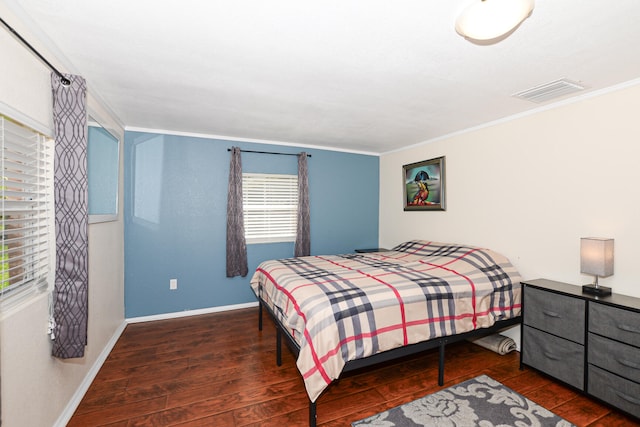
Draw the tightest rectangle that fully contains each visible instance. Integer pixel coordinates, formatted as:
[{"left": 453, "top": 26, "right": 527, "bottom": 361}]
[
  {"left": 589, "top": 333, "right": 640, "bottom": 383},
  {"left": 522, "top": 326, "right": 584, "bottom": 390},
  {"left": 589, "top": 365, "right": 640, "bottom": 418},
  {"left": 589, "top": 303, "right": 640, "bottom": 348},
  {"left": 524, "top": 286, "right": 585, "bottom": 343}
]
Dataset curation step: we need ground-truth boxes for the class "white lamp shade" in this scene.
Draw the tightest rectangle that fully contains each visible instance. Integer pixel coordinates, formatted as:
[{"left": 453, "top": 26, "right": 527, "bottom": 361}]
[
  {"left": 455, "top": 0, "right": 535, "bottom": 41},
  {"left": 580, "top": 237, "right": 614, "bottom": 278}
]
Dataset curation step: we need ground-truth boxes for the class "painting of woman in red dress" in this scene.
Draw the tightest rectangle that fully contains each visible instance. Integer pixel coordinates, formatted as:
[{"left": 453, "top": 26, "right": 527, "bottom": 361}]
[
  {"left": 403, "top": 156, "right": 445, "bottom": 211},
  {"left": 411, "top": 170, "right": 430, "bottom": 205}
]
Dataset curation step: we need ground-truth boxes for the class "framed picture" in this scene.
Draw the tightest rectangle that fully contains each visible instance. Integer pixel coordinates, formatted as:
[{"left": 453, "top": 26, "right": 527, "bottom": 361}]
[{"left": 403, "top": 156, "right": 446, "bottom": 211}]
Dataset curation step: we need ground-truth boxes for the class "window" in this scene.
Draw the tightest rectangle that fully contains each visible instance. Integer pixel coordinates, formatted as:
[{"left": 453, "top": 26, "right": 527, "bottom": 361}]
[
  {"left": 242, "top": 173, "right": 298, "bottom": 244},
  {"left": 0, "top": 115, "right": 53, "bottom": 309}
]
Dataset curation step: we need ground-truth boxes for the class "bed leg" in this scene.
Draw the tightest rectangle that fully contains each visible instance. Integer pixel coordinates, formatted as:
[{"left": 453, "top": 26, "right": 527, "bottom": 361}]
[
  {"left": 276, "top": 328, "right": 282, "bottom": 366},
  {"left": 309, "top": 400, "right": 317, "bottom": 427},
  {"left": 258, "top": 300, "right": 263, "bottom": 331},
  {"left": 438, "top": 341, "right": 445, "bottom": 386}
]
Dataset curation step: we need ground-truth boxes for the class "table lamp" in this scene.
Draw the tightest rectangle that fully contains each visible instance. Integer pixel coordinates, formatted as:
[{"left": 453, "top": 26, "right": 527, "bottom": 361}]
[{"left": 580, "top": 237, "right": 613, "bottom": 296}]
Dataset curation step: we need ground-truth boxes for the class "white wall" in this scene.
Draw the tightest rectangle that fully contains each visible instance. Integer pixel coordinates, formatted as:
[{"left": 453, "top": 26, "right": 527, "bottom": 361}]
[
  {"left": 0, "top": 5, "right": 125, "bottom": 426},
  {"left": 380, "top": 82, "right": 640, "bottom": 301}
]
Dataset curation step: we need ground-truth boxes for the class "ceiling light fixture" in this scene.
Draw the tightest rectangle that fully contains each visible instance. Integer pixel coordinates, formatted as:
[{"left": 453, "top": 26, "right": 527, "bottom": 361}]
[{"left": 455, "top": 0, "right": 535, "bottom": 42}]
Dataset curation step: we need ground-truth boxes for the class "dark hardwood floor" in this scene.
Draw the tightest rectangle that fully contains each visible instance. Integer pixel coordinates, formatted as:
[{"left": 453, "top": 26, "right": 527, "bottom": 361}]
[{"left": 68, "top": 308, "right": 638, "bottom": 426}]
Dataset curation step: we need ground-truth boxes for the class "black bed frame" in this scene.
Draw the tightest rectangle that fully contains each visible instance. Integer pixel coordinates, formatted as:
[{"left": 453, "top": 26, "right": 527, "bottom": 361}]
[{"left": 256, "top": 289, "right": 521, "bottom": 427}]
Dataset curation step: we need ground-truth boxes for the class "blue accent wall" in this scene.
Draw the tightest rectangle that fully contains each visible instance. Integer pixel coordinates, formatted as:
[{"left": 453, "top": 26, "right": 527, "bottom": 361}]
[{"left": 124, "top": 131, "right": 380, "bottom": 317}]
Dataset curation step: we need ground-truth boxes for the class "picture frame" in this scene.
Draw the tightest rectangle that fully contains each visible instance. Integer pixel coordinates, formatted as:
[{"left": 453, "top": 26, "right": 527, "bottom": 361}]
[{"left": 403, "top": 156, "right": 446, "bottom": 211}]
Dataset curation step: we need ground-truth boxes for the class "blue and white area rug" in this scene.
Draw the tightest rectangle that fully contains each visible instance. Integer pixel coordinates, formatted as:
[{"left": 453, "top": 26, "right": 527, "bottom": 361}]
[{"left": 352, "top": 375, "right": 575, "bottom": 427}]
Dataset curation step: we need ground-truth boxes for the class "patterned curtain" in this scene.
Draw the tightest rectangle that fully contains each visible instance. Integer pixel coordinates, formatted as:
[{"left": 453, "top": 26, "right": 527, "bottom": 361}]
[
  {"left": 226, "top": 147, "right": 248, "bottom": 277},
  {"left": 51, "top": 73, "right": 89, "bottom": 359},
  {"left": 294, "top": 152, "right": 310, "bottom": 257}
]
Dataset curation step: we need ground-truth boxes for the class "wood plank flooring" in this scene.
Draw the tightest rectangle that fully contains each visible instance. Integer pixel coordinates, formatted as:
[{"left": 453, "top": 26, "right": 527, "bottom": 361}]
[{"left": 68, "top": 308, "right": 638, "bottom": 426}]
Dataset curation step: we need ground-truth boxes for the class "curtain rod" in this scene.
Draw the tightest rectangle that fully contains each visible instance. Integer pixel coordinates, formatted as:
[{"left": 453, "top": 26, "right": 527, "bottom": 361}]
[
  {"left": 0, "top": 16, "right": 70, "bottom": 86},
  {"left": 228, "top": 148, "right": 311, "bottom": 157}
]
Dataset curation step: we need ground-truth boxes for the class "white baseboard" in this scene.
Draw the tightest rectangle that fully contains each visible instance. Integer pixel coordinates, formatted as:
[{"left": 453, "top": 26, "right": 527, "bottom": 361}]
[
  {"left": 53, "top": 320, "right": 128, "bottom": 427},
  {"left": 125, "top": 301, "right": 259, "bottom": 324}
]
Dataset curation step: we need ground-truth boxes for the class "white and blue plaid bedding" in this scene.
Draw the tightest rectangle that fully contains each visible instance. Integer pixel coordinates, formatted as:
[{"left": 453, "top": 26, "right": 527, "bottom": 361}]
[{"left": 250, "top": 240, "right": 522, "bottom": 402}]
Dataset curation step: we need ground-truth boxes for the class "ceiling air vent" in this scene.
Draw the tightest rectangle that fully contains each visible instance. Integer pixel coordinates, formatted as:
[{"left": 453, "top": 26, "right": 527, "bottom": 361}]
[{"left": 513, "top": 78, "right": 586, "bottom": 103}]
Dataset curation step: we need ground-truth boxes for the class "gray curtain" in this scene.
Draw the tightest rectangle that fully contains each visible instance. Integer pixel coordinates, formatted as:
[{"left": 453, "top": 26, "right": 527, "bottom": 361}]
[
  {"left": 294, "top": 152, "right": 310, "bottom": 257},
  {"left": 51, "top": 73, "right": 89, "bottom": 359},
  {"left": 226, "top": 147, "right": 248, "bottom": 277}
]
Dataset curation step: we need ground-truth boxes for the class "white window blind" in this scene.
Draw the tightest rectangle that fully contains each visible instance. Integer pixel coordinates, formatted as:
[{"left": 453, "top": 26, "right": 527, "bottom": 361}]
[
  {"left": 242, "top": 173, "right": 298, "bottom": 244},
  {"left": 0, "top": 116, "right": 53, "bottom": 309}
]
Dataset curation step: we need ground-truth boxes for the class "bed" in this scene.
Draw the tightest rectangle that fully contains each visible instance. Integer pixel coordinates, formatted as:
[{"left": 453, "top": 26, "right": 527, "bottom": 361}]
[{"left": 250, "top": 240, "right": 522, "bottom": 426}]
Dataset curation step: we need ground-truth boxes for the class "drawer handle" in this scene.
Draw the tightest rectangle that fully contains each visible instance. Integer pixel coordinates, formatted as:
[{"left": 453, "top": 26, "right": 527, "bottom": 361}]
[
  {"left": 614, "top": 389, "right": 640, "bottom": 406},
  {"left": 543, "top": 351, "right": 561, "bottom": 361},
  {"left": 617, "top": 358, "right": 640, "bottom": 370},
  {"left": 542, "top": 310, "right": 561, "bottom": 319},
  {"left": 618, "top": 324, "right": 640, "bottom": 335}
]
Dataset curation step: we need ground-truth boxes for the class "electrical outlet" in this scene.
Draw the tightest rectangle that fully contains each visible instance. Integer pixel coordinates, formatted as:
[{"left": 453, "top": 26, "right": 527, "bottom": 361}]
[{"left": 170, "top": 278, "right": 178, "bottom": 290}]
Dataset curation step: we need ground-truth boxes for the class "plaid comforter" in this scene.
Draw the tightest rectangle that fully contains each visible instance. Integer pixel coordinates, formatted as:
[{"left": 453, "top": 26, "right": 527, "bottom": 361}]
[{"left": 250, "top": 240, "right": 522, "bottom": 402}]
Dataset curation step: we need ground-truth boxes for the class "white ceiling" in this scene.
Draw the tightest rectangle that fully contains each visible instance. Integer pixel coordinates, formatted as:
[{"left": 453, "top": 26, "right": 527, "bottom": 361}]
[{"left": 6, "top": 0, "right": 640, "bottom": 154}]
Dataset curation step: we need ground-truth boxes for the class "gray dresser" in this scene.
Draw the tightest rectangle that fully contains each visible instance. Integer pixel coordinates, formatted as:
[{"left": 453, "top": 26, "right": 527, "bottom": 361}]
[{"left": 521, "top": 279, "right": 640, "bottom": 419}]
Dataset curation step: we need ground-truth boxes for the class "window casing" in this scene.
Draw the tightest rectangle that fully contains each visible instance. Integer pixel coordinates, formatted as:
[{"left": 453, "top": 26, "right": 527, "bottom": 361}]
[
  {"left": 0, "top": 116, "right": 53, "bottom": 310},
  {"left": 242, "top": 173, "right": 298, "bottom": 244}
]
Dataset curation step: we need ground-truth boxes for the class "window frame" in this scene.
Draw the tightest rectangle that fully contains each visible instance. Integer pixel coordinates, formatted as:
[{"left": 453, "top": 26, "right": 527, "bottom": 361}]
[
  {"left": 0, "top": 115, "right": 54, "bottom": 312},
  {"left": 242, "top": 172, "right": 298, "bottom": 244}
]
